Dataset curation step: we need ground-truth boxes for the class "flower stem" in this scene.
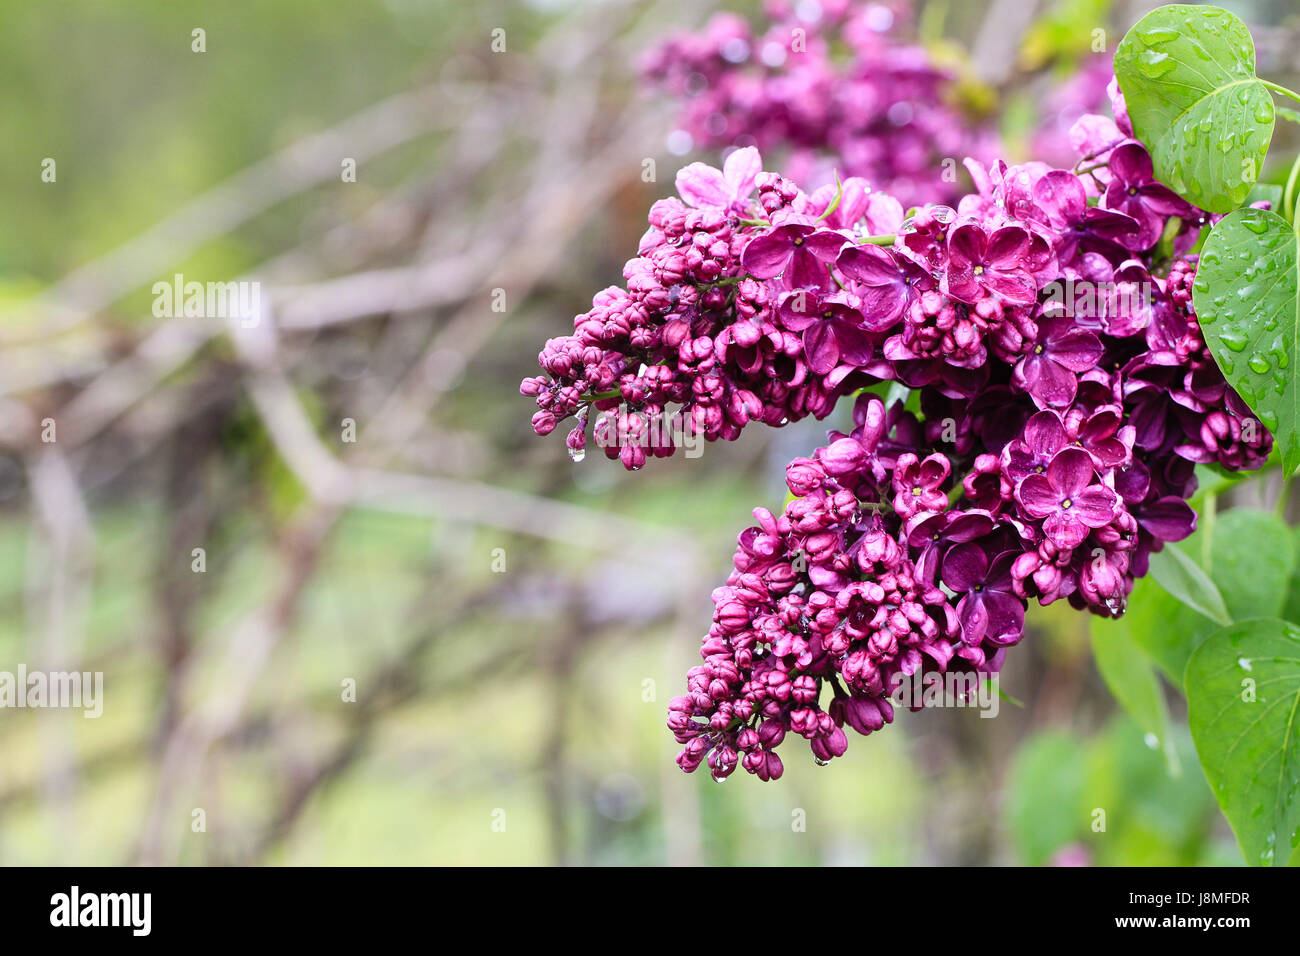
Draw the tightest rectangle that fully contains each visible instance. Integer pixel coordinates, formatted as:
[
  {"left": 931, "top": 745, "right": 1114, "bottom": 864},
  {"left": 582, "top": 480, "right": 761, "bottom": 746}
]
[
  {"left": 857, "top": 234, "right": 897, "bottom": 246},
  {"left": 1284, "top": 153, "right": 1300, "bottom": 227},
  {"left": 1261, "top": 79, "right": 1300, "bottom": 106},
  {"left": 816, "top": 171, "right": 844, "bottom": 223},
  {"left": 1201, "top": 493, "right": 1216, "bottom": 573}
]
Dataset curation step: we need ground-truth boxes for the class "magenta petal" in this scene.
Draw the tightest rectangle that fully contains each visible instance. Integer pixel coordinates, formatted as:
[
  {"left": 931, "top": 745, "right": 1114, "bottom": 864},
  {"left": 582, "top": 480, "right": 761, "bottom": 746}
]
[
  {"left": 1033, "top": 170, "right": 1086, "bottom": 222},
  {"left": 722, "top": 146, "right": 760, "bottom": 200},
  {"left": 1128, "top": 398, "right": 1168, "bottom": 449},
  {"left": 941, "top": 541, "right": 989, "bottom": 592},
  {"left": 1139, "top": 496, "right": 1196, "bottom": 541},
  {"left": 1046, "top": 447, "right": 1096, "bottom": 497},
  {"left": 1088, "top": 437, "right": 1128, "bottom": 468},
  {"left": 1016, "top": 473, "right": 1059, "bottom": 518},
  {"left": 675, "top": 162, "right": 730, "bottom": 209},
  {"left": 1024, "top": 410, "right": 1066, "bottom": 458},
  {"left": 986, "top": 227, "right": 1031, "bottom": 266},
  {"left": 918, "top": 454, "right": 950, "bottom": 485},
  {"left": 803, "top": 322, "right": 840, "bottom": 375},
  {"left": 1072, "top": 485, "right": 1118, "bottom": 527},
  {"left": 1108, "top": 142, "right": 1154, "bottom": 185},
  {"left": 957, "top": 596, "right": 990, "bottom": 646},
  {"left": 947, "top": 223, "right": 987, "bottom": 266},
  {"left": 837, "top": 244, "right": 900, "bottom": 284},
  {"left": 1043, "top": 512, "right": 1089, "bottom": 550},
  {"left": 857, "top": 284, "right": 908, "bottom": 331},
  {"left": 789, "top": 249, "right": 832, "bottom": 290},
  {"left": 945, "top": 266, "right": 981, "bottom": 303},
  {"left": 778, "top": 292, "right": 818, "bottom": 331},
  {"left": 984, "top": 268, "right": 1038, "bottom": 305},
  {"left": 864, "top": 193, "right": 905, "bottom": 234},
  {"left": 947, "top": 512, "right": 996, "bottom": 543},
  {"left": 802, "top": 230, "right": 850, "bottom": 261},
  {"left": 1048, "top": 329, "right": 1104, "bottom": 371},
  {"left": 834, "top": 322, "right": 874, "bottom": 365},
  {"left": 741, "top": 232, "right": 794, "bottom": 278},
  {"left": 983, "top": 591, "right": 1025, "bottom": 645},
  {"left": 1017, "top": 354, "right": 1078, "bottom": 407}
]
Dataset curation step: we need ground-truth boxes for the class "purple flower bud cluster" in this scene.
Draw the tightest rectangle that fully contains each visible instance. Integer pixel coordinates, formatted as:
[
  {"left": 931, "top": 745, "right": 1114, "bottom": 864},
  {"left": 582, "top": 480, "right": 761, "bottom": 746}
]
[
  {"left": 640, "top": 2, "right": 999, "bottom": 207},
  {"left": 521, "top": 147, "right": 895, "bottom": 468},
  {"left": 519, "top": 75, "right": 1274, "bottom": 779}
]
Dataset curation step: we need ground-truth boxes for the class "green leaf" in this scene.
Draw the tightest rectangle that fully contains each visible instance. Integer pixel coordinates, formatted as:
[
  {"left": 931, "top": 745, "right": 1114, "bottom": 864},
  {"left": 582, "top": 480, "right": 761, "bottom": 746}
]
[
  {"left": 1127, "top": 577, "right": 1214, "bottom": 689},
  {"left": 1090, "top": 614, "right": 1177, "bottom": 772},
  {"left": 1114, "top": 4, "right": 1274, "bottom": 213},
  {"left": 1193, "top": 207, "right": 1300, "bottom": 474},
  {"left": 1280, "top": 107, "right": 1300, "bottom": 127},
  {"left": 1148, "top": 542, "right": 1231, "bottom": 626},
  {"left": 1281, "top": 525, "right": 1300, "bottom": 624},
  {"left": 1209, "top": 508, "right": 1294, "bottom": 620},
  {"left": 1245, "top": 182, "right": 1284, "bottom": 210},
  {"left": 1130, "top": 509, "right": 1290, "bottom": 687},
  {"left": 1185, "top": 617, "right": 1300, "bottom": 865}
]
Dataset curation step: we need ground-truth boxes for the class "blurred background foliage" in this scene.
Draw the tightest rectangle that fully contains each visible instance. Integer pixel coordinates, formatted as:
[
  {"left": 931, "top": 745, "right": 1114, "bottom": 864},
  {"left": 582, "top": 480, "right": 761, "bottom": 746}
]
[{"left": 0, "top": 0, "right": 1297, "bottom": 865}]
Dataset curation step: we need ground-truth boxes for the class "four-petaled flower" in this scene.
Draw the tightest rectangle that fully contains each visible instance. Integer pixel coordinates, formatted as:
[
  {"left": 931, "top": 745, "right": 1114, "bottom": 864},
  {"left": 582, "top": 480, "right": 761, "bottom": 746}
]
[
  {"left": 1016, "top": 447, "right": 1117, "bottom": 550},
  {"left": 1012, "top": 315, "right": 1104, "bottom": 407},
  {"left": 742, "top": 222, "right": 848, "bottom": 289},
  {"left": 944, "top": 223, "right": 1038, "bottom": 305},
  {"left": 941, "top": 543, "right": 1026, "bottom": 647},
  {"left": 675, "top": 145, "right": 761, "bottom": 214},
  {"left": 836, "top": 243, "right": 914, "bottom": 332},
  {"left": 1002, "top": 409, "right": 1067, "bottom": 483},
  {"left": 778, "top": 291, "right": 872, "bottom": 374},
  {"left": 892, "top": 452, "right": 951, "bottom": 517},
  {"left": 1103, "top": 142, "right": 1194, "bottom": 250}
]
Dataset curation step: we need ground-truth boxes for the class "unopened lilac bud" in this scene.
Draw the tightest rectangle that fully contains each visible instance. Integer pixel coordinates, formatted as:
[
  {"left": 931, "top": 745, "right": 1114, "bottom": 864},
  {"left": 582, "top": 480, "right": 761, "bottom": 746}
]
[
  {"left": 531, "top": 410, "right": 558, "bottom": 436},
  {"left": 810, "top": 725, "right": 848, "bottom": 761},
  {"left": 786, "top": 456, "right": 825, "bottom": 496},
  {"left": 819, "top": 437, "right": 866, "bottom": 477}
]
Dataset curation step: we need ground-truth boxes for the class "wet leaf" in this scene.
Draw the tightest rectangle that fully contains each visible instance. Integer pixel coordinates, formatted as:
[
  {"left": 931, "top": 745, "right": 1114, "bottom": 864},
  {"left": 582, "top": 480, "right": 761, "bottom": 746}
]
[
  {"left": 1115, "top": 4, "right": 1274, "bottom": 213},
  {"left": 1193, "top": 207, "right": 1300, "bottom": 474},
  {"left": 1186, "top": 618, "right": 1300, "bottom": 865}
]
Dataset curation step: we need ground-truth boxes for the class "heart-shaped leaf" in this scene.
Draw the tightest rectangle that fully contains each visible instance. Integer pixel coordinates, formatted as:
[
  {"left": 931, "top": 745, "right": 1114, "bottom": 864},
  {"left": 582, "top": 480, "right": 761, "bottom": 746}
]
[
  {"left": 1115, "top": 4, "right": 1275, "bottom": 213},
  {"left": 1185, "top": 618, "right": 1300, "bottom": 865},
  {"left": 1192, "top": 207, "right": 1300, "bottom": 474}
]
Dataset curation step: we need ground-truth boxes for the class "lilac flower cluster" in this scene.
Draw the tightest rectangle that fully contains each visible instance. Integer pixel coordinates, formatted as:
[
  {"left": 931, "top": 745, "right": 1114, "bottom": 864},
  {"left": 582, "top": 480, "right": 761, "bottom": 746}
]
[
  {"left": 520, "top": 147, "right": 895, "bottom": 469},
  {"left": 640, "top": 1, "right": 999, "bottom": 207},
  {"left": 521, "top": 80, "right": 1272, "bottom": 780}
]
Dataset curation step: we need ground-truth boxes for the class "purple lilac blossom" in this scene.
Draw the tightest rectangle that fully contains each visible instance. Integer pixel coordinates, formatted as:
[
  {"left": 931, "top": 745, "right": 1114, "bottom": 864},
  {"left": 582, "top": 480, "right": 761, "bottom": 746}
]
[{"left": 521, "top": 75, "right": 1272, "bottom": 780}]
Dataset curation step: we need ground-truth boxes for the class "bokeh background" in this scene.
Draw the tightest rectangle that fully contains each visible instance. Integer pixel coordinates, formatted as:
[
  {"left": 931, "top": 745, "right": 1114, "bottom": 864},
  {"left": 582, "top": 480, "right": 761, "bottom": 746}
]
[{"left": 1, "top": 0, "right": 1297, "bottom": 866}]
